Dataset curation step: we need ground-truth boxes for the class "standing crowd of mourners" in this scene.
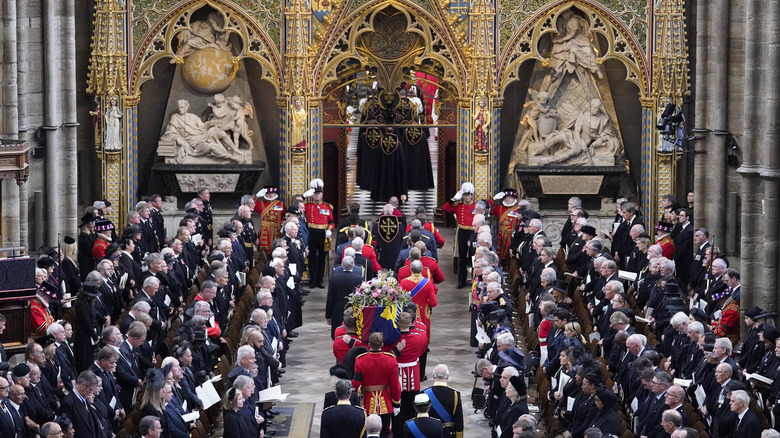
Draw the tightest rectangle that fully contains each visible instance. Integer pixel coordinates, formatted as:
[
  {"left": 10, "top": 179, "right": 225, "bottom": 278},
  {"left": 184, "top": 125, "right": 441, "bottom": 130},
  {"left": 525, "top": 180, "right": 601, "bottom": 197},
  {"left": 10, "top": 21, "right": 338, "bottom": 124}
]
[
  {"left": 466, "top": 191, "right": 780, "bottom": 438},
  {"left": 5, "top": 182, "right": 780, "bottom": 438}
]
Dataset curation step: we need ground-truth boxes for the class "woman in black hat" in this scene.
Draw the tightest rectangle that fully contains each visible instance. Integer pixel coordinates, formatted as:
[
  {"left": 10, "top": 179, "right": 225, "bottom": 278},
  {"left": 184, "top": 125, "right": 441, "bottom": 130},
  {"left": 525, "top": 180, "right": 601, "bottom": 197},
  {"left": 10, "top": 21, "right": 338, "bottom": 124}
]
[
  {"left": 497, "top": 375, "right": 529, "bottom": 438},
  {"left": 77, "top": 211, "right": 98, "bottom": 281},
  {"left": 323, "top": 364, "right": 360, "bottom": 409},
  {"left": 72, "top": 280, "right": 104, "bottom": 372},
  {"left": 140, "top": 369, "right": 171, "bottom": 438}
]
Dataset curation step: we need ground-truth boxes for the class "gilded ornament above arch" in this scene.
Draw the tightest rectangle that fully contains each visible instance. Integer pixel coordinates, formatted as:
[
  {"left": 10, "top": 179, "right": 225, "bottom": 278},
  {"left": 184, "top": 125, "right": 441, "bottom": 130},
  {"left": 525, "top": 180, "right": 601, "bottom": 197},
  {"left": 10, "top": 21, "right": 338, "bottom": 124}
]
[
  {"left": 312, "top": 0, "right": 469, "bottom": 96},
  {"left": 497, "top": 1, "right": 650, "bottom": 99},
  {"left": 129, "top": 0, "right": 282, "bottom": 100}
]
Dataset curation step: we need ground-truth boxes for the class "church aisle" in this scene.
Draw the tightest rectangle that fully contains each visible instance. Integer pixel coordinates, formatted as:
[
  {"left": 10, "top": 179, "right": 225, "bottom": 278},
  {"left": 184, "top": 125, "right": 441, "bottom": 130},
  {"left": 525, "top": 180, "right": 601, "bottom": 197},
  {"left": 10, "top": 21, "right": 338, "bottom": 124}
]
[{"left": 281, "top": 227, "right": 492, "bottom": 436}]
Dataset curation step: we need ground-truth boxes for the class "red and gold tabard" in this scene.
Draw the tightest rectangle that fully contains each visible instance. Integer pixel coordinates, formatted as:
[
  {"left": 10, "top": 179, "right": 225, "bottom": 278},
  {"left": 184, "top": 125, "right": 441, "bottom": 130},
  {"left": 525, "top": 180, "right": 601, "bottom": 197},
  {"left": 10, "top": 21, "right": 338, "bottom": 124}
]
[
  {"left": 352, "top": 350, "right": 402, "bottom": 415},
  {"left": 712, "top": 298, "right": 740, "bottom": 344},
  {"left": 394, "top": 331, "right": 428, "bottom": 392},
  {"left": 254, "top": 198, "right": 286, "bottom": 253},
  {"left": 30, "top": 297, "right": 55, "bottom": 338},
  {"left": 656, "top": 234, "right": 676, "bottom": 259},
  {"left": 442, "top": 201, "right": 476, "bottom": 230},
  {"left": 489, "top": 202, "right": 521, "bottom": 260},
  {"left": 304, "top": 201, "right": 334, "bottom": 231}
]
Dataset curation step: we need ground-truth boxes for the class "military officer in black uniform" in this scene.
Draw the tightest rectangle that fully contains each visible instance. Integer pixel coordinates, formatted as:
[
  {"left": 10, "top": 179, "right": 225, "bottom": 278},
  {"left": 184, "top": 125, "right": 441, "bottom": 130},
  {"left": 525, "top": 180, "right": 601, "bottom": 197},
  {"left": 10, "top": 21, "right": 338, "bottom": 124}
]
[
  {"left": 198, "top": 188, "right": 213, "bottom": 247},
  {"left": 404, "top": 393, "right": 444, "bottom": 438},
  {"left": 321, "top": 379, "right": 367, "bottom": 438},
  {"left": 422, "top": 364, "right": 464, "bottom": 438}
]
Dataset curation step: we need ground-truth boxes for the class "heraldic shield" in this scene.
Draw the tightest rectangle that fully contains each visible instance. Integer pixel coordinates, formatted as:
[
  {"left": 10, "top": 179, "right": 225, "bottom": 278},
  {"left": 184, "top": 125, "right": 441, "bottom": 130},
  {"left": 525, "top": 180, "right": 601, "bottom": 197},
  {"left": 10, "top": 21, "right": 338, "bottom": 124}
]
[
  {"left": 405, "top": 126, "right": 422, "bottom": 145},
  {"left": 377, "top": 215, "right": 400, "bottom": 243},
  {"left": 366, "top": 127, "right": 382, "bottom": 149},
  {"left": 381, "top": 132, "right": 399, "bottom": 155}
]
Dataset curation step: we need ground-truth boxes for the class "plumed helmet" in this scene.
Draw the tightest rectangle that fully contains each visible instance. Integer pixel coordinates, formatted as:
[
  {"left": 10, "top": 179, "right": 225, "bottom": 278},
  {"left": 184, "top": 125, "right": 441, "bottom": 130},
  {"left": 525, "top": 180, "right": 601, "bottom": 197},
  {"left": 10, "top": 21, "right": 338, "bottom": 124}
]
[
  {"left": 310, "top": 178, "right": 324, "bottom": 192},
  {"left": 460, "top": 182, "right": 475, "bottom": 194}
]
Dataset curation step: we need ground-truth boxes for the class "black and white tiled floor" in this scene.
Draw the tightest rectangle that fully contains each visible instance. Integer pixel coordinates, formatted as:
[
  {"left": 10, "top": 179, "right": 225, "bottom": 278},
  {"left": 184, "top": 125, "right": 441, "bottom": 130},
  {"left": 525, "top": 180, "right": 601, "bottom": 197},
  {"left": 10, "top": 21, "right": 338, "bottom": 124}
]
[{"left": 345, "top": 127, "right": 439, "bottom": 217}]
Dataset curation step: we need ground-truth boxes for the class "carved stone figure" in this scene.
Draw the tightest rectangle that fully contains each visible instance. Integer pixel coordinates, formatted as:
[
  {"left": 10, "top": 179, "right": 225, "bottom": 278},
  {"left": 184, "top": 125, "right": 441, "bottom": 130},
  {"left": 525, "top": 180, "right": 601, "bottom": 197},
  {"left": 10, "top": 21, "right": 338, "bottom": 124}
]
[
  {"left": 534, "top": 98, "right": 620, "bottom": 166},
  {"left": 474, "top": 98, "right": 490, "bottom": 151},
  {"left": 103, "top": 97, "right": 122, "bottom": 151},
  {"left": 160, "top": 99, "right": 241, "bottom": 164},
  {"left": 291, "top": 96, "right": 307, "bottom": 150},
  {"left": 174, "top": 13, "right": 231, "bottom": 60},
  {"left": 206, "top": 94, "right": 254, "bottom": 151},
  {"left": 508, "top": 9, "right": 624, "bottom": 170}
]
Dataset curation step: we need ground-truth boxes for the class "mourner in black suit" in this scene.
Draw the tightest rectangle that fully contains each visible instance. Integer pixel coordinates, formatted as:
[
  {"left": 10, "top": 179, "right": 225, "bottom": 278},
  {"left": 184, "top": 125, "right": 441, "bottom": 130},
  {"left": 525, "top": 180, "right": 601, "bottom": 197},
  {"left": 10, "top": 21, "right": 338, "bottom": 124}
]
[
  {"left": 62, "top": 371, "right": 103, "bottom": 438},
  {"left": 325, "top": 258, "right": 364, "bottom": 339},
  {"left": 321, "top": 379, "right": 367, "bottom": 438}
]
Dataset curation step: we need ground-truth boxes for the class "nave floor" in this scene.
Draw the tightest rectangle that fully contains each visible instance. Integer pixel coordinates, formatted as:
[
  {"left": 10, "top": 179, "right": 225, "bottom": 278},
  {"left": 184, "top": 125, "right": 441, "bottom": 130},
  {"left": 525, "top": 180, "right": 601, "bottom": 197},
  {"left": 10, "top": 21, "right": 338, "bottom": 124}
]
[{"left": 281, "top": 227, "right": 493, "bottom": 436}]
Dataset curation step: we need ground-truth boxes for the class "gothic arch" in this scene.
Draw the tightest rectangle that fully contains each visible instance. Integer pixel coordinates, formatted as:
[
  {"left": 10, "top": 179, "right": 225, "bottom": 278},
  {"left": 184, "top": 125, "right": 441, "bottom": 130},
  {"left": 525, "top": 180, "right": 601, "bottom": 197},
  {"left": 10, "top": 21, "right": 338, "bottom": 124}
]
[
  {"left": 496, "top": 0, "right": 650, "bottom": 99},
  {"left": 128, "top": 0, "right": 283, "bottom": 100},
  {"left": 312, "top": 0, "right": 468, "bottom": 97}
]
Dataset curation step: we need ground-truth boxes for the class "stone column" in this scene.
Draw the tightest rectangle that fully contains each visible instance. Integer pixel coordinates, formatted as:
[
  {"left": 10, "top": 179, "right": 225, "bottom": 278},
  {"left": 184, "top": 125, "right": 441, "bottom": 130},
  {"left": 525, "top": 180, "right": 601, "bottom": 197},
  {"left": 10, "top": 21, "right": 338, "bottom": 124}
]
[
  {"left": 43, "top": 0, "right": 63, "bottom": 245},
  {"left": 1, "top": 0, "right": 21, "bottom": 248},
  {"left": 737, "top": 0, "right": 766, "bottom": 310},
  {"left": 61, "top": 0, "right": 78, "bottom": 234},
  {"left": 16, "top": 0, "right": 29, "bottom": 250},
  {"left": 693, "top": 0, "right": 729, "bottom": 250},
  {"left": 756, "top": 0, "right": 780, "bottom": 314}
]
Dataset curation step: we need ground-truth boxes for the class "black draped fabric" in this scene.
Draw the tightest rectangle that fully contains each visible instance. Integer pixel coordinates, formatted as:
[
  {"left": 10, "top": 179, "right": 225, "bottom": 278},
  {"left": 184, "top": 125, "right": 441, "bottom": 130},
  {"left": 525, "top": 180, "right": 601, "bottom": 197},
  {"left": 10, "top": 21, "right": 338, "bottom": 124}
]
[
  {"left": 370, "top": 128, "right": 408, "bottom": 202},
  {"left": 357, "top": 126, "right": 382, "bottom": 190},
  {"left": 404, "top": 126, "right": 434, "bottom": 190}
]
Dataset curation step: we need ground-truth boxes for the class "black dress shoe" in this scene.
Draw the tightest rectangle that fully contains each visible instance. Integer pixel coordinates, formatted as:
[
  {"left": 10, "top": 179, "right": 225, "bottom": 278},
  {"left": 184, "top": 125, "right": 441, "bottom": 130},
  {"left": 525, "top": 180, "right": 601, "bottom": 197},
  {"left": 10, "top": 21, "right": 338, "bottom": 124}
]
[
  {"left": 277, "top": 368, "right": 286, "bottom": 374},
  {"left": 288, "top": 331, "right": 299, "bottom": 338},
  {"left": 265, "top": 431, "right": 277, "bottom": 436},
  {"left": 269, "top": 409, "right": 281, "bottom": 415},
  {"left": 300, "top": 289, "right": 311, "bottom": 296}
]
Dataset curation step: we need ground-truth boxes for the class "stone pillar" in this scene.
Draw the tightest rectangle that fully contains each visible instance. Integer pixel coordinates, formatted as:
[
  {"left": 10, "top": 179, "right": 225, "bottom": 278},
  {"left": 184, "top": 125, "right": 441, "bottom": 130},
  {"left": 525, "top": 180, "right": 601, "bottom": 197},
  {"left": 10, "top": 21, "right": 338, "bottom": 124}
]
[
  {"left": 43, "top": 0, "right": 63, "bottom": 245},
  {"left": 737, "top": 0, "right": 766, "bottom": 310},
  {"left": 755, "top": 0, "right": 780, "bottom": 314},
  {"left": 1, "top": 0, "right": 21, "bottom": 248},
  {"left": 16, "top": 0, "right": 29, "bottom": 249},
  {"left": 61, "top": 0, "right": 78, "bottom": 234}
]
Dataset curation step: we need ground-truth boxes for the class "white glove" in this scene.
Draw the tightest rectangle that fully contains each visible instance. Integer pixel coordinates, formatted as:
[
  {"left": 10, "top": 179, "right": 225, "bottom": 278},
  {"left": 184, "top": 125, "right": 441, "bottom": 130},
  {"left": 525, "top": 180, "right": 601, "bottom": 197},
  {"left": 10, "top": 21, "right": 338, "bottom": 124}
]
[
  {"left": 493, "top": 192, "right": 505, "bottom": 200},
  {"left": 303, "top": 189, "right": 315, "bottom": 197},
  {"left": 256, "top": 189, "right": 267, "bottom": 198},
  {"left": 453, "top": 191, "right": 463, "bottom": 201},
  {"left": 325, "top": 229, "right": 332, "bottom": 239},
  {"left": 393, "top": 407, "right": 400, "bottom": 416}
]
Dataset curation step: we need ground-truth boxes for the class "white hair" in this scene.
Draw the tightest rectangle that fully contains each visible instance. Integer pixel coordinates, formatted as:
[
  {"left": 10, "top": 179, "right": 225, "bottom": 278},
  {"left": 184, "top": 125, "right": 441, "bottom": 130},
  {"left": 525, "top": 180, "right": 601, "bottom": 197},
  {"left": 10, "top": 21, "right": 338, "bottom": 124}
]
[
  {"left": 497, "top": 333, "right": 516, "bottom": 349},
  {"left": 352, "top": 237, "right": 364, "bottom": 251},
  {"left": 237, "top": 345, "right": 255, "bottom": 364}
]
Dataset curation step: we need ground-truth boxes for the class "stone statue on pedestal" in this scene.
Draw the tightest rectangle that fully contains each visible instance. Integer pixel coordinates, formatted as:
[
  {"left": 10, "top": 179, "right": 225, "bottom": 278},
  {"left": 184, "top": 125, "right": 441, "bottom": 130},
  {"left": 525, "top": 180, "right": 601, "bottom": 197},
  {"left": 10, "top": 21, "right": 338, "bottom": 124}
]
[
  {"left": 103, "top": 97, "right": 122, "bottom": 151},
  {"left": 173, "top": 12, "right": 231, "bottom": 61}
]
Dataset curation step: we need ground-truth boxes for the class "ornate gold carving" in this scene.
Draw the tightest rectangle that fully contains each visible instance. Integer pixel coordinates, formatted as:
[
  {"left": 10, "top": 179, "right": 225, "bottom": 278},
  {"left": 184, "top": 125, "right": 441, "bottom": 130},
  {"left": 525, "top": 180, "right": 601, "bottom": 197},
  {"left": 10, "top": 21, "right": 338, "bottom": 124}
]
[
  {"left": 286, "top": 0, "right": 313, "bottom": 97},
  {"left": 87, "top": 0, "right": 128, "bottom": 97},
  {"left": 130, "top": 1, "right": 281, "bottom": 99},
  {"left": 498, "top": 3, "right": 650, "bottom": 100},
  {"left": 651, "top": 0, "right": 690, "bottom": 102}
]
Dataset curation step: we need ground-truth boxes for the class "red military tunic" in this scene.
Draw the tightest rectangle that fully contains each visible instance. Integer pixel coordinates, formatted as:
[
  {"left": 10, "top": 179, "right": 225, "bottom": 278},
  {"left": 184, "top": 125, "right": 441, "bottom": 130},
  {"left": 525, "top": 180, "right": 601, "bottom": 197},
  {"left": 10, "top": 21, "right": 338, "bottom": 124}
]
[
  {"left": 401, "top": 256, "right": 445, "bottom": 284},
  {"left": 489, "top": 201, "right": 522, "bottom": 260},
  {"left": 405, "top": 223, "right": 445, "bottom": 248},
  {"left": 398, "top": 265, "right": 432, "bottom": 283},
  {"left": 352, "top": 350, "right": 402, "bottom": 415},
  {"left": 656, "top": 234, "right": 675, "bottom": 259},
  {"left": 305, "top": 201, "right": 335, "bottom": 232},
  {"left": 30, "top": 297, "right": 55, "bottom": 338},
  {"left": 712, "top": 297, "right": 740, "bottom": 343},
  {"left": 442, "top": 201, "right": 476, "bottom": 230},
  {"left": 254, "top": 198, "right": 286, "bottom": 253},
  {"left": 392, "top": 331, "right": 428, "bottom": 392},
  {"left": 400, "top": 274, "right": 437, "bottom": 341},
  {"left": 93, "top": 235, "right": 111, "bottom": 260},
  {"left": 333, "top": 333, "right": 365, "bottom": 364}
]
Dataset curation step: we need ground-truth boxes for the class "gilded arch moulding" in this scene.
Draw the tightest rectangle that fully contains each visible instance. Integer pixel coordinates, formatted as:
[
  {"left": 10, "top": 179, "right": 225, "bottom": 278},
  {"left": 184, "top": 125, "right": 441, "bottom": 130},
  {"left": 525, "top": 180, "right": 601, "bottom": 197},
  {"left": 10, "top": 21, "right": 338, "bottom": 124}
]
[
  {"left": 127, "top": 0, "right": 283, "bottom": 103},
  {"left": 496, "top": 0, "right": 651, "bottom": 100},
  {"left": 310, "top": 0, "right": 469, "bottom": 97}
]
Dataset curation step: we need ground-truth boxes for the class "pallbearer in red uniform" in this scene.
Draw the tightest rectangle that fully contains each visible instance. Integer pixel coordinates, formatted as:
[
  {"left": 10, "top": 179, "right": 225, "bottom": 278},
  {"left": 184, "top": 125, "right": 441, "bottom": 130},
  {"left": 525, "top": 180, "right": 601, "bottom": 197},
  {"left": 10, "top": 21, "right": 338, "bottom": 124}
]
[
  {"left": 254, "top": 185, "right": 286, "bottom": 257},
  {"left": 489, "top": 188, "right": 522, "bottom": 263},
  {"left": 31, "top": 279, "right": 57, "bottom": 338},
  {"left": 442, "top": 182, "right": 476, "bottom": 288},
  {"left": 303, "top": 178, "right": 334, "bottom": 288},
  {"left": 352, "top": 332, "right": 402, "bottom": 437},
  {"left": 391, "top": 311, "right": 429, "bottom": 433}
]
